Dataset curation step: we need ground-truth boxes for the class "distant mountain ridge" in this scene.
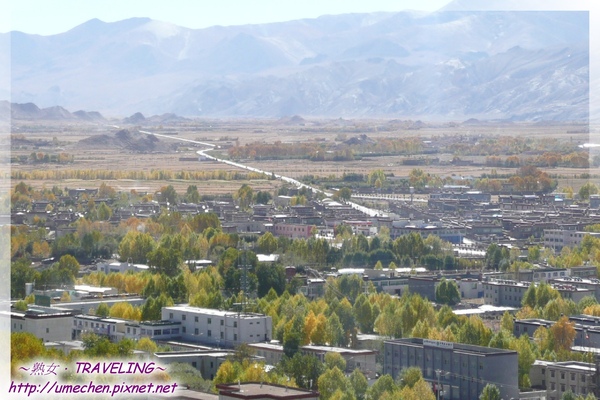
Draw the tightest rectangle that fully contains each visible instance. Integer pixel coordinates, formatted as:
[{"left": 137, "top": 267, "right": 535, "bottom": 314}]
[{"left": 3, "top": 5, "right": 589, "bottom": 121}]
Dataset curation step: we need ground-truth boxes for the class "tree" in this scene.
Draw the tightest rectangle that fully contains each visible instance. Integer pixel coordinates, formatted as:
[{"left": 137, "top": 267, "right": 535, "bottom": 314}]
[
  {"left": 398, "top": 367, "right": 424, "bottom": 389},
  {"left": 501, "top": 311, "right": 514, "bottom": 332},
  {"left": 280, "top": 353, "right": 324, "bottom": 390},
  {"left": 318, "top": 367, "right": 353, "bottom": 400},
  {"left": 167, "top": 363, "right": 212, "bottom": 391},
  {"left": 324, "top": 352, "right": 347, "bottom": 371},
  {"left": 349, "top": 369, "right": 368, "bottom": 400},
  {"left": 58, "top": 254, "right": 80, "bottom": 277},
  {"left": 579, "top": 182, "right": 599, "bottom": 200},
  {"left": 11, "top": 332, "right": 46, "bottom": 374},
  {"left": 147, "top": 247, "right": 183, "bottom": 277},
  {"left": 160, "top": 185, "right": 178, "bottom": 205},
  {"left": 256, "top": 263, "right": 286, "bottom": 298},
  {"left": 326, "top": 313, "right": 345, "bottom": 347},
  {"left": 257, "top": 232, "right": 278, "bottom": 254},
  {"left": 96, "top": 302, "right": 110, "bottom": 317},
  {"left": 136, "top": 337, "right": 158, "bottom": 353},
  {"left": 97, "top": 202, "right": 113, "bottom": 221},
  {"left": 234, "top": 184, "right": 254, "bottom": 210},
  {"left": 336, "top": 187, "right": 352, "bottom": 202},
  {"left": 400, "top": 377, "right": 435, "bottom": 400},
  {"left": 283, "top": 316, "right": 304, "bottom": 358},
  {"left": 551, "top": 316, "right": 576, "bottom": 353},
  {"left": 479, "top": 384, "right": 501, "bottom": 400},
  {"left": 185, "top": 185, "right": 200, "bottom": 203},
  {"left": 366, "top": 374, "right": 398, "bottom": 400},
  {"left": 435, "top": 279, "right": 460, "bottom": 306},
  {"left": 255, "top": 191, "right": 272, "bottom": 205}
]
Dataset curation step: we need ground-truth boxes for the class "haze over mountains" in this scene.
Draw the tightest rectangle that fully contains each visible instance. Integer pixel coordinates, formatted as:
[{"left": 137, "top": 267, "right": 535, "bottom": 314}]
[{"left": 4, "top": 3, "right": 589, "bottom": 121}]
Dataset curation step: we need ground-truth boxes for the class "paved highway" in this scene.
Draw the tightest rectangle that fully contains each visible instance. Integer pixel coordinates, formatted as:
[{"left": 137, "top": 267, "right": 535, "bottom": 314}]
[{"left": 137, "top": 129, "right": 388, "bottom": 217}]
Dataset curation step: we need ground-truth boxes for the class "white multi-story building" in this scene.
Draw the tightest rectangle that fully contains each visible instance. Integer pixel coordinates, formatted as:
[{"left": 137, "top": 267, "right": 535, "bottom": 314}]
[
  {"left": 544, "top": 229, "right": 600, "bottom": 252},
  {"left": 7, "top": 306, "right": 75, "bottom": 342},
  {"left": 72, "top": 314, "right": 182, "bottom": 341},
  {"left": 162, "top": 306, "right": 272, "bottom": 348}
]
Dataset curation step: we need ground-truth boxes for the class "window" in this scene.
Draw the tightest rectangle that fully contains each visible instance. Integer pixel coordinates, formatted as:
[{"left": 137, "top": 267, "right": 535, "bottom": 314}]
[
  {"left": 234, "top": 333, "right": 238, "bottom": 341},
  {"left": 551, "top": 383, "right": 555, "bottom": 390},
  {"left": 46, "top": 328, "right": 49, "bottom": 333},
  {"left": 154, "top": 329, "right": 161, "bottom": 335},
  {"left": 551, "top": 371, "right": 555, "bottom": 378},
  {"left": 195, "top": 328, "right": 199, "bottom": 335},
  {"left": 221, "top": 320, "right": 224, "bottom": 326},
  {"left": 542, "top": 368, "right": 545, "bottom": 375},
  {"left": 221, "top": 331, "right": 224, "bottom": 339},
  {"left": 571, "top": 373, "right": 575, "bottom": 381},
  {"left": 208, "top": 318, "right": 211, "bottom": 324},
  {"left": 208, "top": 330, "right": 212, "bottom": 337},
  {"left": 169, "top": 313, "right": 173, "bottom": 319},
  {"left": 561, "top": 372, "right": 565, "bottom": 380},
  {"left": 582, "top": 375, "right": 586, "bottom": 383},
  {"left": 195, "top": 316, "right": 199, "bottom": 322},
  {"left": 182, "top": 314, "right": 186, "bottom": 321},
  {"left": 234, "top": 321, "right": 237, "bottom": 328},
  {"left": 561, "top": 384, "right": 565, "bottom": 392},
  {"left": 182, "top": 327, "right": 186, "bottom": 333},
  {"left": 192, "top": 362, "right": 197, "bottom": 368}
]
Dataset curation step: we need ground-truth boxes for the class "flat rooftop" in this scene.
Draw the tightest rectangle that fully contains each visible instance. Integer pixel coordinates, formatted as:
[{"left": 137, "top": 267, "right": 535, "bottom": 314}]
[
  {"left": 165, "top": 305, "right": 268, "bottom": 319},
  {"left": 217, "top": 382, "right": 318, "bottom": 399}
]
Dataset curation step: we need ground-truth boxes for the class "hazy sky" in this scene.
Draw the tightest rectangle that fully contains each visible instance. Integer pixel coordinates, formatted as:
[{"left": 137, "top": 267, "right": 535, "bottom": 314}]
[{"left": 2, "top": 0, "right": 453, "bottom": 35}]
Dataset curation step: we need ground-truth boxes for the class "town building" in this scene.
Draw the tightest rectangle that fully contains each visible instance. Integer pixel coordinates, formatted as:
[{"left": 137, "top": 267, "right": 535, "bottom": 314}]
[
  {"left": 72, "top": 314, "right": 182, "bottom": 341},
  {"left": 153, "top": 350, "right": 231, "bottom": 381},
  {"left": 216, "top": 382, "right": 319, "bottom": 400},
  {"left": 544, "top": 229, "right": 600, "bottom": 252},
  {"left": 383, "top": 338, "right": 519, "bottom": 400},
  {"left": 6, "top": 305, "right": 76, "bottom": 342},
  {"left": 248, "top": 343, "right": 378, "bottom": 379},
  {"left": 529, "top": 360, "right": 596, "bottom": 400},
  {"left": 162, "top": 306, "right": 272, "bottom": 348}
]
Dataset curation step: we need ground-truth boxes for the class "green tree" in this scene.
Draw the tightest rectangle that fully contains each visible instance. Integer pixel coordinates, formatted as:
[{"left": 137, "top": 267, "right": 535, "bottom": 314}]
[
  {"left": 398, "top": 367, "right": 424, "bottom": 389},
  {"left": 147, "top": 247, "right": 183, "bottom": 277},
  {"left": 318, "top": 367, "right": 354, "bottom": 400},
  {"left": 167, "top": 363, "right": 212, "bottom": 392},
  {"left": 234, "top": 184, "right": 254, "bottom": 210},
  {"left": 96, "top": 202, "right": 113, "bottom": 221},
  {"left": 96, "top": 302, "right": 110, "bottom": 318},
  {"left": 185, "top": 185, "right": 200, "bottom": 203},
  {"left": 255, "top": 191, "right": 272, "bottom": 205},
  {"left": 349, "top": 369, "right": 368, "bottom": 400},
  {"left": 257, "top": 232, "right": 278, "bottom": 254},
  {"left": 435, "top": 279, "right": 460, "bottom": 306},
  {"left": 579, "top": 182, "right": 599, "bottom": 200},
  {"left": 160, "top": 185, "right": 178, "bottom": 205},
  {"left": 324, "top": 352, "right": 347, "bottom": 371},
  {"left": 336, "top": 187, "right": 352, "bottom": 201},
  {"left": 280, "top": 353, "right": 323, "bottom": 390},
  {"left": 366, "top": 374, "right": 398, "bottom": 400},
  {"left": 256, "top": 263, "right": 286, "bottom": 298},
  {"left": 501, "top": 311, "right": 514, "bottom": 332},
  {"left": 479, "top": 384, "right": 501, "bottom": 400}
]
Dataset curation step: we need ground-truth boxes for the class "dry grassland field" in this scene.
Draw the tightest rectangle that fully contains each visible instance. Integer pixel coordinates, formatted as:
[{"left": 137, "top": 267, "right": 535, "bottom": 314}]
[{"left": 8, "top": 118, "right": 600, "bottom": 196}]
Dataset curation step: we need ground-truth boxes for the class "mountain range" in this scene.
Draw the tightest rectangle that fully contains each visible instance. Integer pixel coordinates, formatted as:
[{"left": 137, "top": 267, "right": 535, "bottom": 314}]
[{"left": 3, "top": 2, "right": 589, "bottom": 121}]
